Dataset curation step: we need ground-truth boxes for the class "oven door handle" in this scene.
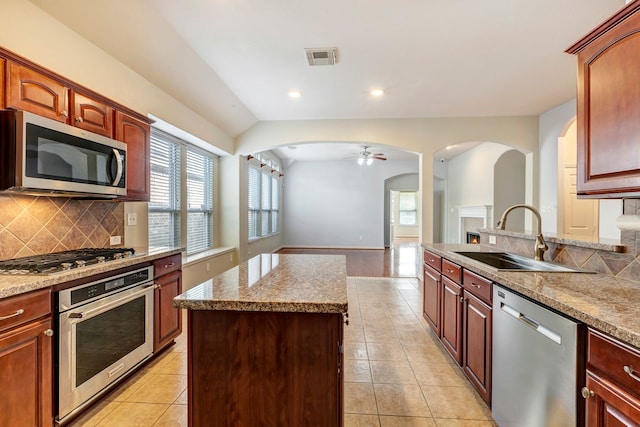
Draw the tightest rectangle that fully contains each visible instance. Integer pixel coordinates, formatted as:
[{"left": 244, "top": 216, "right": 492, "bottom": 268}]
[{"left": 66, "top": 283, "right": 155, "bottom": 321}]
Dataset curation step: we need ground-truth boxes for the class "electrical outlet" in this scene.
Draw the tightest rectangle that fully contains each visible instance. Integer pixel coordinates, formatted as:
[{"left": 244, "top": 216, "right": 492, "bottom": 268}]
[
  {"left": 206, "top": 262, "right": 210, "bottom": 272},
  {"left": 127, "top": 213, "right": 137, "bottom": 226},
  {"left": 489, "top": 235, "right": 497, "bottom": 245},
  {"left": 110, "top": 235, "right": 122, "bottom": 245}
]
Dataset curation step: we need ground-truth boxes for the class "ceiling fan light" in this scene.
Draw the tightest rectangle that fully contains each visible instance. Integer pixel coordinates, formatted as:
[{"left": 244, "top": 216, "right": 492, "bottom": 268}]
[
  {"left": 357, "top": 157, "right": 365, "bottom": 166},
  {"left": 366, "top": 158, "right": 374, "bottom": 166}
]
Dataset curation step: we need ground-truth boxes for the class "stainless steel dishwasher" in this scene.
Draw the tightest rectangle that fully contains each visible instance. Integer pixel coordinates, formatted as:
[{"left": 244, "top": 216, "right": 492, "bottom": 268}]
[{"left": 492, "top": 285, "right": 585, "bottom": 427}]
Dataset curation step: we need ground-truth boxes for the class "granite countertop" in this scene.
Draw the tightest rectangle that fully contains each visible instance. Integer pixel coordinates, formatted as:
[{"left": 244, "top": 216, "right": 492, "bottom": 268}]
[
  {"left": 423, "top": 243, "right": 640, "bottom": 349},
  {"left": 174, "top": 254, "right": 348, "bottom": 314},
  {"left": 0, "top": 248, "right": 183, "bottom": 299}
]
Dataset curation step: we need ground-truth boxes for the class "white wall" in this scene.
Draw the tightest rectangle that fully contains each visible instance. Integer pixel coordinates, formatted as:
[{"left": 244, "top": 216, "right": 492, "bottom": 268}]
[
  {"left": 445, "top": 142, "right": 514, "bottom": 242},
  {"left": 494, "top": 150, "right": 526, "bottom": 233},
  {"left": 283, "top": 160, "right": 419, "bottom": 248}
]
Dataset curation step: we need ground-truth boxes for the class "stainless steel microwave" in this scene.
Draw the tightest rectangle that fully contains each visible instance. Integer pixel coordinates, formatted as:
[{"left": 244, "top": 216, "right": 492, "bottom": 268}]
[{"left": 0, "top": 110, "right": 126, "bottom": 197}]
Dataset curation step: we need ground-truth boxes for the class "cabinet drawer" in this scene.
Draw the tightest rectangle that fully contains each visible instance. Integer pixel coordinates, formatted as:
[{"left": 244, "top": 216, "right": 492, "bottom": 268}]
[
  {"left": 0, "top": 289, "right": 51, "bottom": 332},
  {"left": 588, "top": 328, "right": 640, "bottom": 398},
  {"left": 463, "top": 270, "right": 492, "bottom": 305},
  {"left": 442, "top": 259, "right": 462, "bottom": 283},
  {"left": 424, "top": 250, "right": 441, "bottom": 272},
  {"left": 153, "top": 254, "right": 182, "bottom": 278}
]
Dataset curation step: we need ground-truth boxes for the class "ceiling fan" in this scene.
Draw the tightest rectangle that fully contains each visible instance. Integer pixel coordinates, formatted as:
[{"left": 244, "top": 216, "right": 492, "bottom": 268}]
[{"left": 355, "top": 146, "right": 387, "bottom": 166}]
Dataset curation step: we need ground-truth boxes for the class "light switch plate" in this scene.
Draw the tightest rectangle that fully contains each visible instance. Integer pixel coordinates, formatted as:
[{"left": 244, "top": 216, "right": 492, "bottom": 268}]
[
  {"left": 110, "top": 235, "right": 122, "bottom": 245},
  {"left": 127, "top": 213, "right": 137, "bottom": 226},
  {"left": 489, "top": 235, "right": 497, "bottom": 245}
]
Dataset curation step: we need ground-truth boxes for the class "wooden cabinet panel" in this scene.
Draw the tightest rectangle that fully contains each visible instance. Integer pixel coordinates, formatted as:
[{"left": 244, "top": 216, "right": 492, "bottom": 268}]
[
  {"left": 115, "top": 111, "right": 150, "bottom": 201},
  {"left": 6, "top": 61, "right": 68, "bottom": 123},
  {"left": 71, "top": 91, "right": 114, "bottom": 137},
  {"left": 442, "top": 259, "right": 462, "bottom": 283},
  {"left": 567, "top": 3, "right": 640, "bottom": 197},
  {"left": 424, "top": 250, "right": 441, "bottom": 272},
  {"left": 588, "top": 329, "right": 640, "bottom": 399},
  {"left": 463, "top": 270, "right": 492, "bottom": 305},
  {"left": 189, "top": 310, "right": 343, "bottom": 425},
  {"left": 463, "top": 291, "right": 492, "bottom": 405},
  {"left": 0, "top": 289, "right": 51, "bottom": 333},
  {"left": 585, "top": 371, "right": 640, "bottom": 426},
  {"left": 154, "top": 270, "right": 182, "bottom": 352},
  {"left": 0, "top": 58, "right": 5, "bottom": 109},
  {"left": 0, "top": 317, "right": 53, "bottom": 427},
  {"left": 423, "top": 264, "right": 441, "bottom": 336},
  {"left": 153, "top": 254, "right": 182, "bottom": 278},
  {"left": 441, "top": 276, "right": 463, "bottom": 365}
]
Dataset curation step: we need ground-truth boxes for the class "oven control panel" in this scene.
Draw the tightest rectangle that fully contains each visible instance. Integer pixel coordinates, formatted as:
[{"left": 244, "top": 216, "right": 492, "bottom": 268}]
[{"left": 58, "top": 266, "right": 153, "bottom": 311}]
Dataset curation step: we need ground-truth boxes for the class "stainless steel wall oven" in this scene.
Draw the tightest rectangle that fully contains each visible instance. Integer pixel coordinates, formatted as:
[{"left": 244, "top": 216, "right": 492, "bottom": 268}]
[{"left": 56, "top": 266, "right": 154, "bottom": 423}]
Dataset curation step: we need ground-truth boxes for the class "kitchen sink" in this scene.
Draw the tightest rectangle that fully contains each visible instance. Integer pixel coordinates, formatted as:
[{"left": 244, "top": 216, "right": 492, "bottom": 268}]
[{"left": 453, "top": 251, "right": 594, "bottom": 273}]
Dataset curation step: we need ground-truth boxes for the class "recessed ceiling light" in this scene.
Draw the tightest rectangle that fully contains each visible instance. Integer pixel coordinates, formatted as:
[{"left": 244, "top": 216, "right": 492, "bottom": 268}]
[
  {"left": 445, "top": 145, "right": 454, "bottom": 150},
  {"left": 370, "top": 89, "right": 384, "bottom": 97},
  {"left": 288, "top": 90, "right": 302, "bottom": 98}
]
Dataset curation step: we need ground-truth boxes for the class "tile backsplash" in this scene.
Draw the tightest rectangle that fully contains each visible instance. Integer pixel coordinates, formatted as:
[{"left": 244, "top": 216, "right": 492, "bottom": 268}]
[{"left": 0, "top": 195, "right": 124, "bottom": 260}]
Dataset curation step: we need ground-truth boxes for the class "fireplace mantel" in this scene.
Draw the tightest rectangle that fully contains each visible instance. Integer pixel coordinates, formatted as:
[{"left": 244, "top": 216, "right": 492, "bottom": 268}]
[{"left": 457, "top": 205, "right": 492, "bottom": 244}]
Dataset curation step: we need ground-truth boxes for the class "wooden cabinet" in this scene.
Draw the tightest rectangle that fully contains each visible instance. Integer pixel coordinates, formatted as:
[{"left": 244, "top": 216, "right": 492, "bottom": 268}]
[
  {"left": 0, "top": 289, "right": 53, "bottom": 427},
  {"left": 461, "top": 269, "right": 492, "bottom": 404},
  {"left": 583, "top": 328, "right": 640, "bottom": 426},
  {"left": 189, "top": 310, "right": 343, "bottom": 425},
  {"left": 153, "top": 254, "right": 182, "bottom": 352},
  {"left": 463, "top": 291, "right": 492, "bottom": 404},
  {"left": 0, "top": 58, "right": 5, "bottom": 109},
  {"left": 116, "top": 111, "right": 150, "bottom": 202},
  {"left": 6, "top": 61, "right": 69, "bottom": 123},
  {"left": 423, "top": 263, "right": 441, "bottom": 336},
  {"left": 71, "top": 90, "right": 114, "bottom": 137},
  {"left": 567, "top": 2, "right": 640, "bottom": 197},
  {"left": 441, "top": 276, "right": 463, "bottom": 365}
]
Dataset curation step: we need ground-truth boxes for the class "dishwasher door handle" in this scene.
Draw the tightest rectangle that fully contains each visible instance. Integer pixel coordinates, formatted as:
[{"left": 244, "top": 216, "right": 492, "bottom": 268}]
[{"left": 500, "top": 302, "right": 562, "bottom": 345}]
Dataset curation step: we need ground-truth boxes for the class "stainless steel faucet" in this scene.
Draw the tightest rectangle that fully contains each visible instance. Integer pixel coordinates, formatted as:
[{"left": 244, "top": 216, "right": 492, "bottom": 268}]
[{"left": 496, "top": 204, "right": 548, "bottom": 261}]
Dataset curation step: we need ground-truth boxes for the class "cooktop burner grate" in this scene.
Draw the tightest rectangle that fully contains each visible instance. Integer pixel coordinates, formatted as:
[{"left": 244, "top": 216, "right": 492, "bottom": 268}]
[{"left": 0, "top": 248, "right": 136, "bottom": 274}]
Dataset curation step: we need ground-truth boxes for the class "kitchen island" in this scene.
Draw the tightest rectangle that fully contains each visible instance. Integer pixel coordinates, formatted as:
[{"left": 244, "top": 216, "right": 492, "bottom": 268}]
[{"left": 173, "top": 253, "right": 348, "bottom": 427}]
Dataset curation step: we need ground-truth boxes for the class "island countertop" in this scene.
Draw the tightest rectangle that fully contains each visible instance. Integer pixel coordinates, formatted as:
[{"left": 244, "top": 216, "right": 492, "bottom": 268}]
[{"left": 173, "top": 253, "right": 348, "bottom": 313}]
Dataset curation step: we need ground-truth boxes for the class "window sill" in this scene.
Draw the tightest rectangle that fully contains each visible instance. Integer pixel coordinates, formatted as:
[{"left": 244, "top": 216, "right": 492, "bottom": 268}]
[
  {"left": 184, "top": 247, "right": 235, "bottom": 266},
  {"left": 248, "top": 232, "right": 280, "bottom": 243}
]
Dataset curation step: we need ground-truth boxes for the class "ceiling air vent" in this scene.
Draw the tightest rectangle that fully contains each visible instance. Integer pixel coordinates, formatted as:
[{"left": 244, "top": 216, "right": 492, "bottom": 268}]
[{"left": 305, "top": 48, "right": 338, "bottom": 66}]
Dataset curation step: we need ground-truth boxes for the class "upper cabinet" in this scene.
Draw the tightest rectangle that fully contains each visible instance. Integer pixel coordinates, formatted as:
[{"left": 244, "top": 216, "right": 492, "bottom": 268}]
[
  {"left": 116, "top": 111, "right": 150, "bottom": 201},
  {"left": 567, "top": 2, "right": 640, "bottom": 198},
  {"left": 71, "top": 90, "right": 114, "bottom": 137},
  {"left": 0, "top": 58, "right": 5, "bottom": 109},
  {"left": 6, "top": 61, "right": 69, "bottom": 123}
]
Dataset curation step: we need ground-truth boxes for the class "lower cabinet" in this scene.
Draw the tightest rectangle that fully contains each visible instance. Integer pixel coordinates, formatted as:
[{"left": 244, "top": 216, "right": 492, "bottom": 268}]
[
  {"left": 441, "top": 277, "right": 463, "bottom": 365},
  {"left": 423, "top": 264, "right": 441, "bottom": 336},
  {"left": 584, "top": 328, "right": 640, "bottom": 426},
  {"left": 153, "top": 254, "right": 183, "bottom": 353},
  {"left": 0, "top": 317, "right": 53, "bottom": 427},
  {"left": 463, "top": 290, "right": 492, "bottom": 405}
]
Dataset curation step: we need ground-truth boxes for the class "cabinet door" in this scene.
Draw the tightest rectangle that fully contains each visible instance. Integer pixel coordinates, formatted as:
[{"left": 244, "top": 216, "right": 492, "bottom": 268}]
[
  {"left": 441, "top": 276, "right": 463, "bottom": 365},
  {"left": 572, "top": 9, "right": 640, "bottom": 196},
  {"left": 71, "top": 91, "right": 114, "bottom": 137},
  {"left": 423, "top": 264, "right": 441, "bottom": 336},
  {"left": 6, "top": 61, "right": 68, "bottom": 123},
  {"left": 154, "top": 270, "right": 182, "bottom": 352},
  {"left": 463, "top": 291, "right": 492, "bottom": 405},
  {"left": 0, "top": 58, "right": 5, "bottom": 109},
  {"left": 585, "top": 371, "right": 640, "bottom": 426},
  {"left": 0, "top": 317, "right": 53, "bottom": 427},
  {"left": 115, "top": 111, "right": 150, "bottom": 201}
]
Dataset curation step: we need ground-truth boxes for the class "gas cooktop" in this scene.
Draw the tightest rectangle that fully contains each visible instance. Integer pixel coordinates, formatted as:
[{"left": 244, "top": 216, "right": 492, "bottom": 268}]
[{"left": 0, "top": 248, "right": 136, "bottom": 275}]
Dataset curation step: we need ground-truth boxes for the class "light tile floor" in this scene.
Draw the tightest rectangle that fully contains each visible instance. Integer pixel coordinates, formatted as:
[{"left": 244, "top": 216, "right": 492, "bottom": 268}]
[{"left": 70, "top": 277, "right": 495, "bottom": 426}]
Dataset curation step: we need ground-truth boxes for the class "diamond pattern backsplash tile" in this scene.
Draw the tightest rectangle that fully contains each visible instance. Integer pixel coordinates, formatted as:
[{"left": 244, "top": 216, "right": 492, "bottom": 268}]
[{"left": 0, "top": 195, "right": 124, "bottom": 260}]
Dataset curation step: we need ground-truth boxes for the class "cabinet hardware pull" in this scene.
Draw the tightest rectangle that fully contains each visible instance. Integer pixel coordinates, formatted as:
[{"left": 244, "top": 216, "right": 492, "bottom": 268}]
[
  {"left": 581, "top": 387, "right": 595, "bottom": 399},
  {"left": 75, "top": 117, "right": 84, "bottom": 123},
  {"left": 471, "top": 283, "right": 481, "bottom": 288},
  {"left": 459, "top": 296, "right": 464, "bottom": 303},
  {"left": 0, "top": 309, "right": 24, "bottom": 320},
  {"left": 164, "top": 263, "right": 175, "bottom": 268},
  {"left": 428, "top": 258, "right": 434, "bottom": 262},
  {"left": 624, "top": 365, "right": 640, "bottom": 382},
  {"left": 61, "top": 110, "right": 68, "bottom": 118},
  {"left": 447, "top": 269, "right": 453, "bottom": 273},
  {"left": 43, "top": 329, "right": 54, "bottom": 337}
]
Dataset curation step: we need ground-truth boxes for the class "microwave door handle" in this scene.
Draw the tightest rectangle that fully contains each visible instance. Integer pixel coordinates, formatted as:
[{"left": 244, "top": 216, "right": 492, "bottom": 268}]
[{"left": 111, "top": 148, "right": 123, "bottom": 186}]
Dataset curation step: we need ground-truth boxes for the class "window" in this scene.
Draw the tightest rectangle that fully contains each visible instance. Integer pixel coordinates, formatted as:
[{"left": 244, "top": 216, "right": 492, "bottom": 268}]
[
  {"left": 149, "top": 128, "right": 217, "bottom": 255},
  {"left": 248, "top": 153, "right": 282, "bottom": 239},
  {"left": 398, "top": 191, "right": 417, "bottom": 226}
]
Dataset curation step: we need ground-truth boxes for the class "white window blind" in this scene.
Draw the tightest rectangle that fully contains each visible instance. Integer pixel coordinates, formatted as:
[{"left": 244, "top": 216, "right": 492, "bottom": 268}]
[
  {"left": 248, "top": 153, "right": 281, "bottom": 239},
  {"left": 186, "top": 147, "right": 214, "bottom": 255},
  {"left": 399, "top": 191, "right": 417, "bottom": 226},
  {"left": 149, "top": 130, "right": 181, "bottom": 251}
]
